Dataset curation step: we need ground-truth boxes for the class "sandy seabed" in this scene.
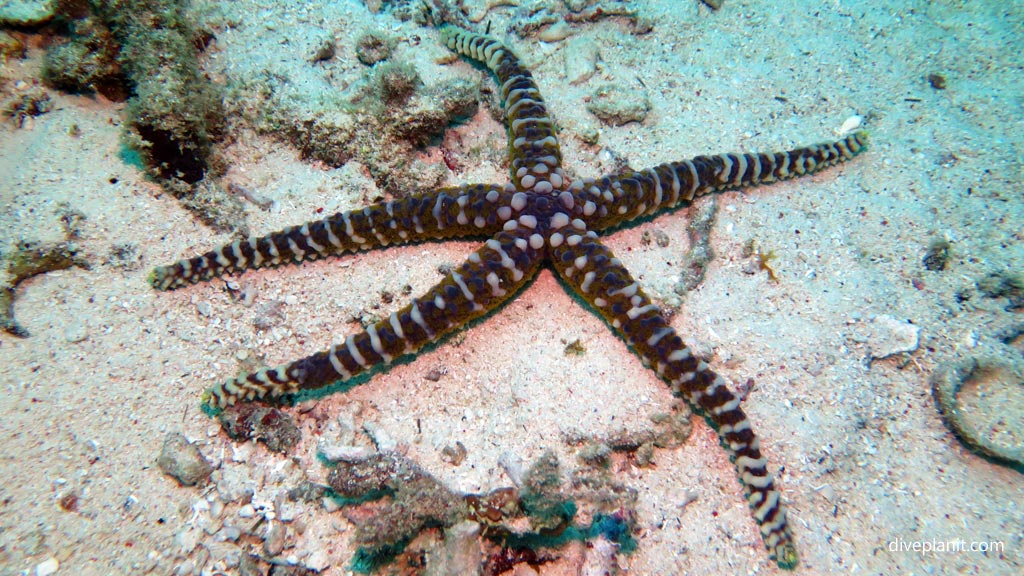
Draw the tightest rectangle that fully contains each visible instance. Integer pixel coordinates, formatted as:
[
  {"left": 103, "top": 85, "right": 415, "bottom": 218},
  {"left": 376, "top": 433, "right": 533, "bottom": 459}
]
[{"left": 1, "top": 0, "right": 1021, "bottom": 574}]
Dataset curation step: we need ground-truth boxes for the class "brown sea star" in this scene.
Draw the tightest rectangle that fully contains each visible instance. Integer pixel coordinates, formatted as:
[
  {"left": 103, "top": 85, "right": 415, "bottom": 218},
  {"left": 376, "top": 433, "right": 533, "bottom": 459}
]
[{"left": 151, "top": 25, "right": 867, "bottom": 568}]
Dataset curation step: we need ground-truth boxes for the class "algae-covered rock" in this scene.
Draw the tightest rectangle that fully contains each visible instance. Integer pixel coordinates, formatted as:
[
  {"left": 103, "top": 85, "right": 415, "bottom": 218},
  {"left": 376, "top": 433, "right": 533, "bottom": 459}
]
[
  {"left": 42, "top": 16, "right": 125, "bottom": 100},
  {"left": 0, "top": 0, "right": 56, "bottom": 26},
  {"left": 158, "top": 432, "right": 213, "bottom": 486},
  {"left": 42, "top": 0, "right": 239, "bottom": 230}
]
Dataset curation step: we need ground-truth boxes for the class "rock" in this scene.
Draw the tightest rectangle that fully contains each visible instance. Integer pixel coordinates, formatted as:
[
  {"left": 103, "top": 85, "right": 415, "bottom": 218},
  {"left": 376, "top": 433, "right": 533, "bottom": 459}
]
[
  {"left": 426, "top": 521, "right": 481, "bottom": 576},
  {"left": 587, "top": 83, "right": 650, "bottom": 126},
  {"left": 220, "top": 525, "right": 242, "bottom": 542},
  {"left": 866, "top": 314, "right": 920, "bottom": 359},
  {"left": 564, "top": 37, "right": 599, "bottom": 85},
  {"left": 158, "top": 433, "right": 213, "bottom": 486}
]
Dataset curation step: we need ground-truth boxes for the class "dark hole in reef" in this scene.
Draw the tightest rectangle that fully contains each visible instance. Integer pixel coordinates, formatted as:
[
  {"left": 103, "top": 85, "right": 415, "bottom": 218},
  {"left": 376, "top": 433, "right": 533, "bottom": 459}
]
[{"left": 134, "top": 124, "right": 205, "bottom": 184}]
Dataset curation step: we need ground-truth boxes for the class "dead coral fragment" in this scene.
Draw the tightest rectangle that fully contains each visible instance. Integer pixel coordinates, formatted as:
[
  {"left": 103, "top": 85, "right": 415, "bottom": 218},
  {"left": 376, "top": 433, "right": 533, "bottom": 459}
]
[
  {"left": 675, "top": 199, "right": 718, "bottom": 294},
  {"left": 354, "top": 29, "right": 394, "bottom": 66},
  {"left": 327, "top": 451, "right": 469, "bottom": 571},
  {"left": 922, "top": 237, "right": 951, "bottom": 271},
  {"left": 931, "top": 356, "right": 1024, "bottom": 470},
  {"left": 218, "top": 403, "right": 302, "bottom": 453},
  {"left": 2, "top": 83, "right": 53, "bottom": 128},
  {"left": 1, "top": 239, "right": 90, "bottom": 337},
  {"left": 519, "top": 450, "right": 576, "bottom": 534}
]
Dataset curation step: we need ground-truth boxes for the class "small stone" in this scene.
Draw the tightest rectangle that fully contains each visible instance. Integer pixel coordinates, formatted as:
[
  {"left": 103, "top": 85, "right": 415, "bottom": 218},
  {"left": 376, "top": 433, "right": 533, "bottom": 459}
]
[
  {"left": 498, "top": 451, "right": 525, "bottom": 486},
  {"left": 63, "top": 320, "right": 87, "bottom": 342},
  {"left": 35, "top": 557, "right": 59, "bottom": 576},
  {"left": 322, "top": 497, "right": 340, "bottom": 513},
  {"left": 355, "top": 30, "right": 393, "bottom": 66},
  {"left": 578, "top": 443, "right": 612, "bottom": 467},
  {"left": 238, "top": 503, "right": 256, "bottom": 518},
  {"left": 440, "top": 441, "right": 468, "bottom": 466},
  {"left": 207, "top": 542, "right": 242, "bottom": 567},
  {"left": 173, "top": 560, "right": 194, "bottom": 576},
  {"left": 195, "top": 301, "right": 212, "bottom": 317},
  {"left": 635, "top": 441, "right": 655, "bottom": 467},
  {"left": 174, "top": 525, "right": 201, "bottom": 554},
  {"left": 838, "top": 115, "right": 862, "bottom": 135},
  {"left": 210, "top": 498, "right": 225, "bottom": 518},
  {"left": 158, "top": 433, "right": 213, "bottom": 487},
  {"left": 263, "top": 522, "right": 286, "bottom": 556},
  {"left": 311, "top": 37, "right": 335, "bottom": 63}
]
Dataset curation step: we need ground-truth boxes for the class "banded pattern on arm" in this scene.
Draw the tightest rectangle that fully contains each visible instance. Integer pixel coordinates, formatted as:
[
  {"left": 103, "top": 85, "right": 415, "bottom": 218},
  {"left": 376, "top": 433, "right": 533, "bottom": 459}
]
[
  {"left": 550, "top": 233, "right": 798, "bottom": 569},
  {"left": 150, "top": 184, "right": 512, "bottom": 290},
  {"left": 573, "top": 131, "right": 868, "bottom": 232},
  {"left": 203, "top": 229, "right": 543, "bottom": 408},
  {"left": 441, "top": 26, "right": 568, "bottom": 195}
]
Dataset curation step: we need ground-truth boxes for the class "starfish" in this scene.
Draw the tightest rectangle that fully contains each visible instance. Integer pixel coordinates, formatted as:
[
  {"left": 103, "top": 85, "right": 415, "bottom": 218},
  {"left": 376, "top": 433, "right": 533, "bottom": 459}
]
[{"left": 151, "top": 25, "right": 866, "bottom": 569}]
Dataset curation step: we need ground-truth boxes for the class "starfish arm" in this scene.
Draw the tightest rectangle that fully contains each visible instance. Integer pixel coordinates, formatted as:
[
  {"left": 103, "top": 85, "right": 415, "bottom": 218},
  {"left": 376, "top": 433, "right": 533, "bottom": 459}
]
[
  {"left": 202, "top": 229, "right": 542, "bottom": 408},
  {"left": 551, "top": 233, "right": 798, "bottom": 569},
  {"left": 441, "top": 26, "right": 568, "bottom": 194},
  {"left": 150, "top": 183, "right": 515, "bottom": 290},
  {"left": 575, "top": 131, "right": 868, "bottom": 232}
]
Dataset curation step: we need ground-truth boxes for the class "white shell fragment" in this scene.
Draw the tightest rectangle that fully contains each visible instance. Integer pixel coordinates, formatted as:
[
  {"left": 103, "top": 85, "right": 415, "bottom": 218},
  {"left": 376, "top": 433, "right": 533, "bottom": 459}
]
[
  {"left": 838, "top": 115, "right": 863, "bottom": 135},
  {"left": 867, "top": 314, "right": 920, "bottom": 359}
]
